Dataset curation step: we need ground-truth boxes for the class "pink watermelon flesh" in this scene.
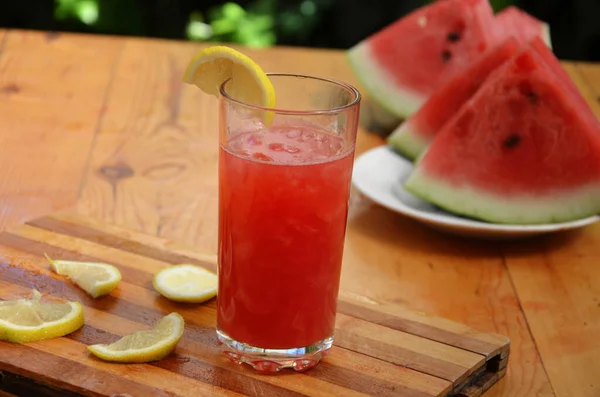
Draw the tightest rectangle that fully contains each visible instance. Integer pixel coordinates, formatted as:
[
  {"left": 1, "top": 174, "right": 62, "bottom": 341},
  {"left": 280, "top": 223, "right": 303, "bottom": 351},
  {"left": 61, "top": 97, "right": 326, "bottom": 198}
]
[
  {"left": 529, "top": 37, "right": 600, "bottom": 131},
  {"left": 346, "top": 0, "right": 498, "bottom": 119},
  {"left": 388, "top": 37, "right": 521, "bottom": 160},
  {"left": 404, "top": 44, "right": 600, "bottom": 224},
  {"left": 495, "top": 6, "right": 552, "bottom": 48}
]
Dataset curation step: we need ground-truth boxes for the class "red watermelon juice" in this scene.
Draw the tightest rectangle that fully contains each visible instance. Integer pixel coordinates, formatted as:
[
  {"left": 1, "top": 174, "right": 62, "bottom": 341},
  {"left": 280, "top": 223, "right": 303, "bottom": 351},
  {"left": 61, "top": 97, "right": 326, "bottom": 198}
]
[{"left": 216, "top": 74, "right": 361, "bottom": 372}]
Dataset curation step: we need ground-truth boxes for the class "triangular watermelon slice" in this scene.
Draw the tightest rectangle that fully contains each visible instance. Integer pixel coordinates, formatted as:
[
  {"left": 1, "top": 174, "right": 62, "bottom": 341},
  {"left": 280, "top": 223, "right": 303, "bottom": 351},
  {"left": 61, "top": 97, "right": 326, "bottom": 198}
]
[
  {"left": 387, "top": 37, "right": 521, "bottom": 161},
  {"left": 347, "top": 0, "right": 498, "bottom": 119},
  {"left": 404, "top": 43, "right": 600, "bottom": 225},
  {"left": 495, "top": 6, "right": 552, "bottom": 48}
]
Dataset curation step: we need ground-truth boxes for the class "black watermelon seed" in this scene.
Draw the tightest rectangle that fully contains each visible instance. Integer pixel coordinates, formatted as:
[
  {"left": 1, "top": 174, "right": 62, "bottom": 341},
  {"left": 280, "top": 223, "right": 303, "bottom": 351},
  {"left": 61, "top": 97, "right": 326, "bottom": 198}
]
[
  {"left": 447, "top": 32, "right": 461, "bottom": 42},
  {"left": 442, "top": 50, "right": 452, "bottom": 62},
  {"left": 526, "top": 91, "right": 538, "bottom": 104},
  {"left": 503, "top": 134, "right": 521, "bottom": 149},
  {"left": 518, "top": 81, "right": 538, "bottom": 104}
]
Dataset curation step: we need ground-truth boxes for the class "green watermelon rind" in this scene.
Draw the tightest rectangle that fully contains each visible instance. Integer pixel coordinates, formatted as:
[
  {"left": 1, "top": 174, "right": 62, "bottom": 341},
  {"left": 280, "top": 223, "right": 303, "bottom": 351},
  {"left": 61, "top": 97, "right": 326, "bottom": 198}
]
[
  {"left": 404, "top": 168, "right": 600, "bottom": 225},
  {"left": 541, "top": 23, "right": 553, "bottom": 49},
  {"left": 346, "top": 41, "right": 425, "bottom": 120},
  {"left": 386, "top": 120, "right": 429, "bottom": 161}
]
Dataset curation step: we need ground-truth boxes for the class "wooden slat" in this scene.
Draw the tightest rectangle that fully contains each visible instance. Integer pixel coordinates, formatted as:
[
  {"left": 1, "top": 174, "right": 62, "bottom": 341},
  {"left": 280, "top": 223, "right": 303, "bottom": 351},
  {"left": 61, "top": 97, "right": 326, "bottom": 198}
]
[
  {"left": 22, "top": 213, "right": 510, "bottom": 374},
  {"left": 1, "top": 210, "right": 515, "bottom": 396},
  {"left": 7, "top": 221, "right": 508, "bottom": 386},
  {"left": 0, "top": 279, "right": 448, "bottom": 397},
  {"left": 25, "top": 214, "right": 218, "bottom": 273},
  {"left": 5, "top": 219, "right": 488, "bottom": 386},
  {"left": 0, "top": 211, "right": 517, "bottom": 396},
  {"left": 0, "top": 341, "right": 192, "bottom": 397},
  {"left": 334, "top": 313, "right": 484, "bottom": 384},
  {"left": 0, "top": 30, "right": 122, "bottom": 232},
  {"left": 15, "top": 212, "right": 513, "bottom": 387},
  {"left": 0, "top": 221, "right": 457, "bottom": 397},
  {"left": 337, "top": 299, "right": 509, "bottom": 358}
]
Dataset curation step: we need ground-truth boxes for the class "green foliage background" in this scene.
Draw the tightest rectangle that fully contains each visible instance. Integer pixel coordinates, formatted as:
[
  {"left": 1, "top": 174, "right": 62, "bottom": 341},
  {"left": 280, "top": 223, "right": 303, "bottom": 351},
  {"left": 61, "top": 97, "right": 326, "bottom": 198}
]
[
  {"left": 54, "top": 0, "right": 515, "bottom": 48},
  {"left": 3, "top": 0, "right": 598, "bottom": 60}
]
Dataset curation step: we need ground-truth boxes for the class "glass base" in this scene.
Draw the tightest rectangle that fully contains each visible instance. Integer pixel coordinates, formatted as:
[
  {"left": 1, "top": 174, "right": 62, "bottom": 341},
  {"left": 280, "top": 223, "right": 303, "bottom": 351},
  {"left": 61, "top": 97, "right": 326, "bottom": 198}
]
[{"left": 216, "top": 328, "right": 333, "bottom": 373}]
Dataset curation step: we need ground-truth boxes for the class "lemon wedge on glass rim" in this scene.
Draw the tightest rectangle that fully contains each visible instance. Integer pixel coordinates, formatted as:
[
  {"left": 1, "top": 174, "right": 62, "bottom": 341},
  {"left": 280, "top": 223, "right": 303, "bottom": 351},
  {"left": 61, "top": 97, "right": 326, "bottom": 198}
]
[
  {"left": 182, "top": 45, "right": 276, "bottom": 111},
  {"left": 0, "top": 290, "right": 84, "bottom": 344},
  {"left": 88, "top": 312, "right": 184, "bottom": 363},
  {"left": 153, "top": 264, "right": 218, "bottom": 303}
]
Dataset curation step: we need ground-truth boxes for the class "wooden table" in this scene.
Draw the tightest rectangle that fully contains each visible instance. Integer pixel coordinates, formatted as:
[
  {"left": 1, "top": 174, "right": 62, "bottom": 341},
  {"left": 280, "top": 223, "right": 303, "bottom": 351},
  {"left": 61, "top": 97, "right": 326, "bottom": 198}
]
[{"left": 0, "top": 29, "right": 598, "bottom": 397}]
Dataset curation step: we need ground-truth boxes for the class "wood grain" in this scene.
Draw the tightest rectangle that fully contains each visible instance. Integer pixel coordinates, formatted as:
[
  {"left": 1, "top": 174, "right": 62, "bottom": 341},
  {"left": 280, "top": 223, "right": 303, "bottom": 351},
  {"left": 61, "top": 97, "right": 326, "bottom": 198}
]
[
  {"left": 0, "top": 262, "right": 442, "bottom": 397},
  {"left": 1, "top": 29, "right": 599, "bottom": 397},
  {"left": 334, "top": 313, "right": 485, "bottom": 384},
  {"left": 336, "top": 298, "right": 509, "bottom": 359},
  {"left": 0, "top": 222, "right": 503, "bottom": 387},
  {"left": 342, "top": 197, "right": 554, "bottom": 397},
  {"left": 576, "top": 62, "right": 600, "bottom": 116},
  {"left": 72, "top": 33, "right": 553, "bottom": 396},
  {"left": 503, "top": 225, "right": 600, "bottom": 397},
  {"left": 75, "top": 39, "right": 383, "bottom": 253},
  {"left": 0, "top": 211, "right": 511, "bottom": 397},
  {"left": 563, "top": 63, "right": 600, "bottom": 117},
  {"left": 499, "top": 63, "right": 600, "bottom": 397},
  {"left": 0, "top": 30, "right": 122, "bottom": 232}
]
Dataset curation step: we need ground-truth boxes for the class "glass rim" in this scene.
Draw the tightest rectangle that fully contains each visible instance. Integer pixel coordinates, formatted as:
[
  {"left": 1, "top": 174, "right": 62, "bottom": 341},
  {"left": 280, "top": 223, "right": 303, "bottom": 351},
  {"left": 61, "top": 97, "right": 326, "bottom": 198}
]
[{"left": 219, "top": 73, "right": 361, "bottom": 115}]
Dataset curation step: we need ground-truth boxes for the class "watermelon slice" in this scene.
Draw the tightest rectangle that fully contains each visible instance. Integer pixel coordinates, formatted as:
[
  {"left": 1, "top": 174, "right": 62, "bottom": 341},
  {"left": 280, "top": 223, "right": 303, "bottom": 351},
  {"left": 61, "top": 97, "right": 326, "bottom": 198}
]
[
  {"left": 495, "top": 6, "right": 552, "bottom": 48},
  {"left": 346, "top": 0, "right": 498, "bottom": 119},
  {"left": 387, "top": 37, "right": 521, "bottom": 160},
  {"left": 404, "top": 43, "right": 600, "bottom": 225}
]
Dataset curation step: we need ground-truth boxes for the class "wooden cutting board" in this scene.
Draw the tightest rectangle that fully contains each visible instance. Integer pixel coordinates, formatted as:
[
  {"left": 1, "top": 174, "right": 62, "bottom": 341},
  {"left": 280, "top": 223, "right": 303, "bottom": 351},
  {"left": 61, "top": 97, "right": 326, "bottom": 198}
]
[{"left": 0, "top": 211, "right": 510, "bottom": 397}]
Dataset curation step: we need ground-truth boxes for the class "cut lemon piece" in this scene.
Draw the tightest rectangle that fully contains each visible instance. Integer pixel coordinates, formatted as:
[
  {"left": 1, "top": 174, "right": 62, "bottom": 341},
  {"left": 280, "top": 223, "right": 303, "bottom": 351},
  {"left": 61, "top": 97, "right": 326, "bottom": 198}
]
[
  {"left": 88, "top": 312, "right": 184, "bottom": 363},
  {"left": 45, "top": 254, "right": 122, "bottom": 299},
  {"left": 182, "top": 45, "right": 276, "bottom": 109},
  {"left": 153, "top": 264, "right": 218, "bottom": 303},
  {"left": 0, "top": 290, "right": 84, "bottom": 344}
]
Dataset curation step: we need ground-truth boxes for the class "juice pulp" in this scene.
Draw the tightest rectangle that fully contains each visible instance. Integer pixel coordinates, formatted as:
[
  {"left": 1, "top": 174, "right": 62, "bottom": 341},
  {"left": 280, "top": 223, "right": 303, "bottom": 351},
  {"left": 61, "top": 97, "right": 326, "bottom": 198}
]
[{"left": 218, "top": 123, "right": 355, "bottom": 349}]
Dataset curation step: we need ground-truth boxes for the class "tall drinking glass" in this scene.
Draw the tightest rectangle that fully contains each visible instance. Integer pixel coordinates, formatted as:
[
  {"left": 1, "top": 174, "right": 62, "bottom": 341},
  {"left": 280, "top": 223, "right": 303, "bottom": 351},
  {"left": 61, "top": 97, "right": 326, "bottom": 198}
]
[{"left": 217, "top": 74, "right": 361, "bottom": 372}]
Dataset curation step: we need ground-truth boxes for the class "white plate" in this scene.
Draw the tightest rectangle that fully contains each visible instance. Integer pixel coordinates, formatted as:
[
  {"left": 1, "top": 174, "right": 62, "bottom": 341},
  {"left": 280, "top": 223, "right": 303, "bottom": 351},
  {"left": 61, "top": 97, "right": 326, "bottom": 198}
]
[{"left": 352, "top": 145, "right": 600, "bottom": 240}]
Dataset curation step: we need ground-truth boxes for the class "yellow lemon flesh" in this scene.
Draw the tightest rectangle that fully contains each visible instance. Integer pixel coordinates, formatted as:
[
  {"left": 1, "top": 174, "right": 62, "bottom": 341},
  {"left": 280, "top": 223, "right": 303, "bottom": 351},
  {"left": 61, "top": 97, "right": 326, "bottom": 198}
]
[
  {"left": 182, "top": 45, "right": 276, "bottom": 109},
  {"left": 46, "top": 254, "right": 122, "bottom": 299},
  {"left": 153, "top": 264, "right": 217, "bottom": 303},
  {"left": 0, "top": 290, "right": 84, "bottom": 344},
  {"left": 88, "top": 312, "right": 185, "bottom": 363}
]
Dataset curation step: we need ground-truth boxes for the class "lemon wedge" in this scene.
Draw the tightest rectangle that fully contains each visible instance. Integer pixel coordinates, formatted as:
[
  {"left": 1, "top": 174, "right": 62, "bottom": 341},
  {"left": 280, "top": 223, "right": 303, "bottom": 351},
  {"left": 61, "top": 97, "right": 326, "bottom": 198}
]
[
  {"left": 45, "top": 254, "right": 122, "bottom": 299},
  {"left": 182, "top": 45, "right": 276, "bottom": 109},
  {"left": 152, "top": 264, "right": 218, "bottom": 303},
  {"left": 88, "top": 312, "right": 184, "bottom": 363},
  {"left": 0, "top": 290, "right": 84, "bottom": 343}
]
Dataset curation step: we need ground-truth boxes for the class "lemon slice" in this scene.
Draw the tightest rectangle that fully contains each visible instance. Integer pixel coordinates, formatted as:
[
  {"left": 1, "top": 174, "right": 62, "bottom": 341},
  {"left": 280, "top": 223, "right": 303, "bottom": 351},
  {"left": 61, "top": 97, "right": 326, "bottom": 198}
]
[
  {"left": 45, "top": 254, "right": 122, "bottom": 299},
  {"left": 182, "top": 45, "right": 276, "bottom": 109},
  {"left": 0, "top": 290, "right": 84, "bottom": 343},
  {"left": 88, "top": 312, "right": 184, "bottom": 363},
  {"left": 153, "top": 264, "right": 218, "bottom": 303}
]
